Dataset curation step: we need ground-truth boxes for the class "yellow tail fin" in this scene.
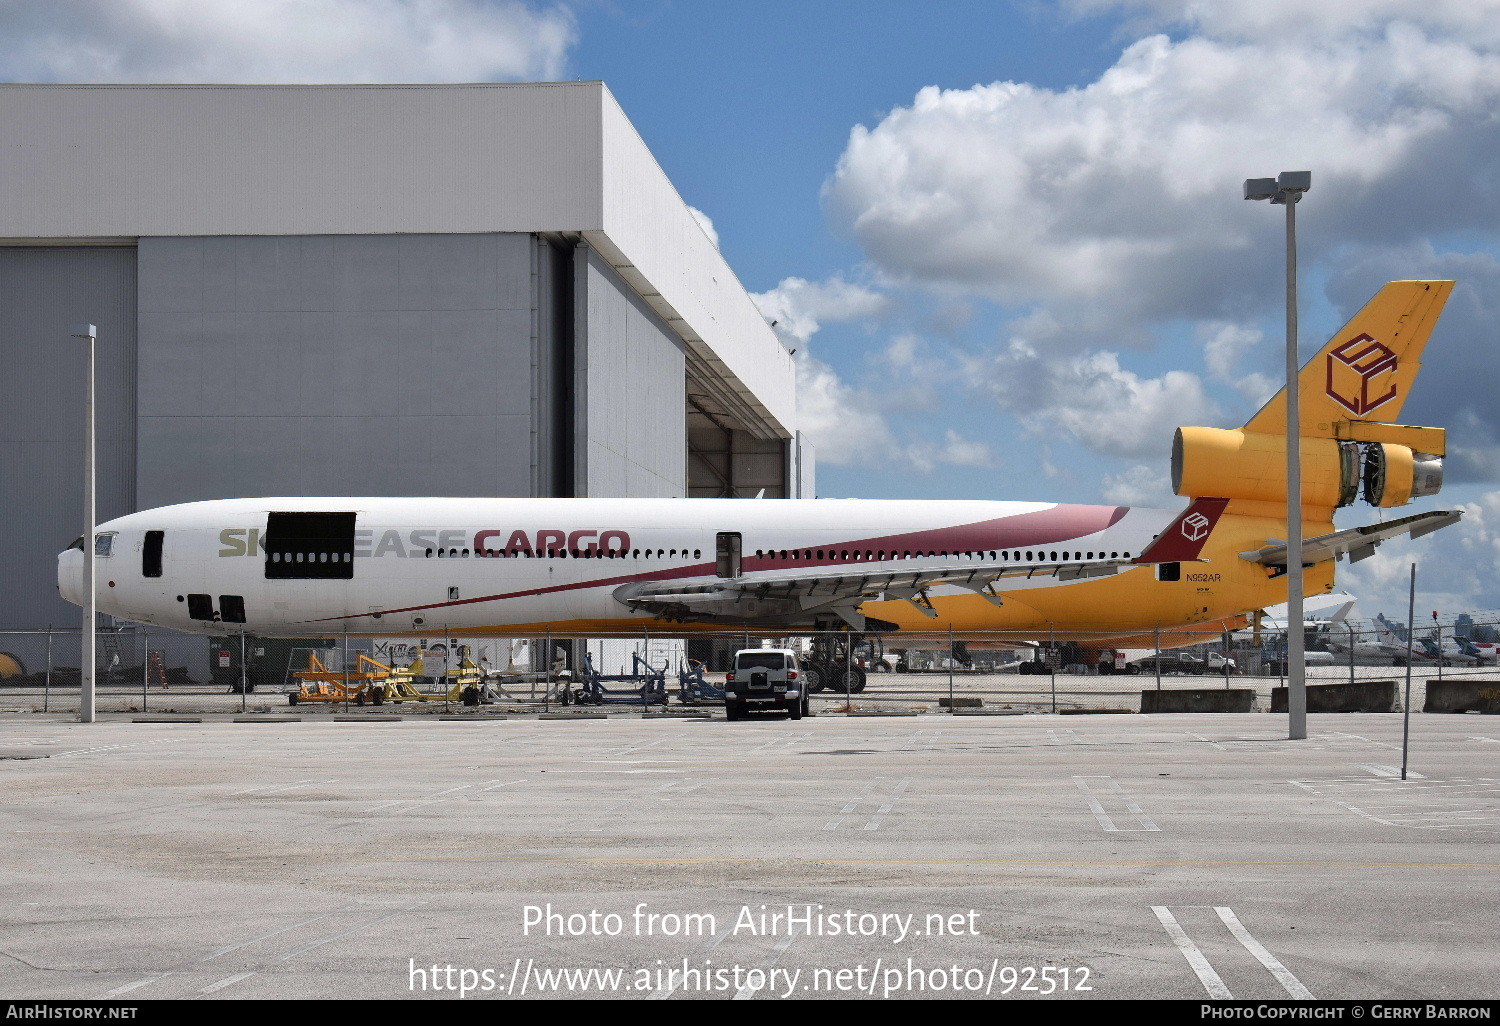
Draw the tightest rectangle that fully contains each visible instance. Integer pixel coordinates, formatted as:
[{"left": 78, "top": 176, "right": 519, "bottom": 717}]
[{"left": 1244, "top": 280, "right": 1453, "bottom": 438}]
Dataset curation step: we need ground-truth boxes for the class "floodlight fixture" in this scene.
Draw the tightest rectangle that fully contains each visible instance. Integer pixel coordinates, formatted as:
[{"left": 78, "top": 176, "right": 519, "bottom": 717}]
[{"left": 1244, "top": 178, "right": 1278, "bottom": 201}]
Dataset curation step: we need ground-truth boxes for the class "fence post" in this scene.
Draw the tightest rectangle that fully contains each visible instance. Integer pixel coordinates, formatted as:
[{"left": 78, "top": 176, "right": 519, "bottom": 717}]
[
  {"left": 44, "top": 627, "right": 53, "bottom": 713},
  {"left": 141, "top": 629, "right": 149, "bottom": 712},
  {"left": 239, "top": 632, "right": 248, "bottom": 713},
  {"left": 1154, "top": 625, "right": 1162, "bottom": 692},
  {"left": 1223, "top": 630, "right": 1231, "bottom": 690},
  {"left": 947, "top": 625, "right": 954, "bottom": 715},
  {"left": 1349, "top": 623, "right": 1356, "bottom": 684},
  {"left": 844, "top": 631, "right": 852, "bottom": 716},
  {"left": 1049, "top": 624, "right": 1057, "bottom": 713}
]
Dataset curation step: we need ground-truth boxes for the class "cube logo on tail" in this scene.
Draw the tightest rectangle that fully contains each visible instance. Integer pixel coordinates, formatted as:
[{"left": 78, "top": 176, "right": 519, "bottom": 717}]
[
  {"left": 1134, "top": 497, "right": 1230, "bottom": 565},
  {"left": 1326, "top": 333, "right": 1399, "bottom": 416},
  {"left": 1181, "top": 511, "right": 1211, "bottom": 542}
]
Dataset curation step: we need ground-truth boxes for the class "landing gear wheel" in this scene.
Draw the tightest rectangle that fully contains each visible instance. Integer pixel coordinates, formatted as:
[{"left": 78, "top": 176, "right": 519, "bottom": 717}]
[
  {"left": 802, "top": 664, "right": 826, "bottom": 693},
  {"left": 828, "top": 666, "right": 866, "bottom": 693}
]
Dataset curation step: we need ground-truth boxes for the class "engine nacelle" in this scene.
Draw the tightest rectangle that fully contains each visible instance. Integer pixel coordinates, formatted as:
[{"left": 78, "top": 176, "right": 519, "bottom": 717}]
[
  {"left": 1173, "top": 427, "right": 1446, "bottom": 509},
  {"left": 1172, "top": 428, "right": 1361, "bottom": 508},
  {"left": 1363, "top": 444, "right": 1444, "bottom": 508}
]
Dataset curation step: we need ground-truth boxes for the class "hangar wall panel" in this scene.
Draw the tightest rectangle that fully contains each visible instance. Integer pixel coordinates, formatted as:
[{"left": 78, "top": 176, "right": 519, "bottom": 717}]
[
  {"left": 579, "top": 248, "right": 685, "bottom": 497},
  {"left": 0, "top": 246, "right": 136, "bottom": 630},
  {"left": 137, "top": 234, "right": 538, "bottom": 506},
  {"left": 596, "top": 90, "right": 795, "bottom": 438},
  {"left": 0, "top": 84, "right": 602, "bottom": 237}
]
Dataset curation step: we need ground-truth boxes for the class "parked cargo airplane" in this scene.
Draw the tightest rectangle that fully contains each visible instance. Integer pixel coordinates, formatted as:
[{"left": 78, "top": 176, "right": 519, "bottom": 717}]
[{"left": 59, "top": 281, "right": 1463, "bottom": 652}]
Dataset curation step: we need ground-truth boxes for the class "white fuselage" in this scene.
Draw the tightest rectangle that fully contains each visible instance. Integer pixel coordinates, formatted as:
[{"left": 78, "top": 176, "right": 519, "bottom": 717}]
[{"left": 57, "top": 496, "right": 1180, "bottom": 638}]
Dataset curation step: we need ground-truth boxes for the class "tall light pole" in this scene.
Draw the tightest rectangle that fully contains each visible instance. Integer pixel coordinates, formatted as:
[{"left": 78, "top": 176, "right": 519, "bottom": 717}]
[
  {"left": 1244, "top": 171, "right": 1311, "bottom": 741},
  {"left": 71, "top": 323, "right": 97, "bottom": 724}
]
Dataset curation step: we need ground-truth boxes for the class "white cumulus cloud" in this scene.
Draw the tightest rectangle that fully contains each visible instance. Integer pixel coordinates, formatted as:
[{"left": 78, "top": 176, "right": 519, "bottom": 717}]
[
  {"left": 687, "top": 206, "right": 719, "bottom": 250},
  {"left": 823, "top": 16, "right": 1500, "bottom": 342},
  {"left": 0, "top": 0, "right": 576, "bottom": 82},
  {"left": 751, "top": 274, "right": 892, "bottom": 345},
  {"left": 971, "top": 342, "right": 1220, "bottom": 458}
]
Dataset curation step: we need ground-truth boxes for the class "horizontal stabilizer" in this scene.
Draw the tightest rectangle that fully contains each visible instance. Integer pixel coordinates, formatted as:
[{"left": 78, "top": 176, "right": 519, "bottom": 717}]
[
  {"left": 1239, "top": 510, "right": 1463, "bottom": 569},
  {"left": 1131, "top": 497, "right": 1230, "bottom": 565}
]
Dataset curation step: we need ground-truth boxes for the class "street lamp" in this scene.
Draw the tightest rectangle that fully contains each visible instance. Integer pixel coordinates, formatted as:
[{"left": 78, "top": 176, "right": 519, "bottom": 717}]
[
  {"left": 1244, "top": 171, "right": 1311, "bottom": 741},
  {"left": 70, "top": 322, "right": 97, "bottom": 724}
]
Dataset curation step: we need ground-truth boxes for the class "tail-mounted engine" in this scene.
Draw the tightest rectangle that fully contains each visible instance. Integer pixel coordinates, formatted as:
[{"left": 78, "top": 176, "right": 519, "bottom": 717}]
[{"left": 1173, "top": 426, "right": 1444, "bottom": 510}]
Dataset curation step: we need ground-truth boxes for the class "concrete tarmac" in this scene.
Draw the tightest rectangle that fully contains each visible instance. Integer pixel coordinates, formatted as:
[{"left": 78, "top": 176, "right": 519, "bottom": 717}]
[{"left": 1, "top": 711, "right": 1497, "bottom": 1001}]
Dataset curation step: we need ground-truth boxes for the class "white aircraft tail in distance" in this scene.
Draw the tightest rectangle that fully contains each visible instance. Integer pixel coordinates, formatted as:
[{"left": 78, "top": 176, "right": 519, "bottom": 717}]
[{"left": 59, "top": 281, "right": 1466, "bottom": 649}]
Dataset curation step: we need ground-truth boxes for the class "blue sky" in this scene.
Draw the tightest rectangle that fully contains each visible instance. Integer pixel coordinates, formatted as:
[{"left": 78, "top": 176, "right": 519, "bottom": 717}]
[{"left": 4, "top": 0, "right": 1499, "bottom": 619}]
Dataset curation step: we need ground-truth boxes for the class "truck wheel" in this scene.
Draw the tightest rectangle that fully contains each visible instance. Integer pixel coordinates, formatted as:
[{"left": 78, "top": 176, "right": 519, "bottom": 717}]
[
  {"left": 288, "top": 693, "right": 298, "bottom": 706},
  {"left": 787, "top": 698, "right": 802, "bottom": 720},
  {"left": 726, "top": 701, "right": 744, "bottom": 722},
  {"left": 849, "top": 668, "right": 867, "bottom": 694}
]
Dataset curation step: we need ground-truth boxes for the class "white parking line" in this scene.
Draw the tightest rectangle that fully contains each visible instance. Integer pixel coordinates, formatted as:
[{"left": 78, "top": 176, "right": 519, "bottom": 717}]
[
  {"left": 864, "top": 778, "right": 912, "bottom": 831},
  {"left": 1215, "top": 907, "right": 1315, "bottom": 999},
  {"left": 1152, "top": 906, "right": 1231, "bottom": 998},
  {"left": 198, "top": 971, "right": 256, "bottom": 995},
  {"left": 733, "top": 926, "right": 802, "bottom": 1000},
  {"left": 1361, "top": 765, "right": 1425, "bottom": 779},
  {"left": 1153, "top": 906, "right": 1313, "bottom": 999},
  {"left": 649, "top": 923, "right": 734, "bottom": 1000},
  {"left": 104, "top": 972, "right": 174, "bottom": 997},
  {"left": 824, "top": 779, "right": 886, "bottom": 831},
  {"left": 229, "top": 779, "right": 335, "bottom": 796},
  {"left": 1075, "top": 776, "right": 1159, "bottom": 831},
  {"left": 275, "top": 903, "right": 423, "bottom": 962},
  {"left": 53, "top": 738, "right": 186, "bottom": 759}
]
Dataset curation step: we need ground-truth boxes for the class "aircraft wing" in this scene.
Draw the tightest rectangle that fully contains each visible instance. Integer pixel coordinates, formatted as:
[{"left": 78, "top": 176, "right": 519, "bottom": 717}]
[
  {"left": 614, "top": 497, "right": 1229, "bottom": 629},
  {"left": 1239, "top": 510, "right": 1462, "bottom": 573}
]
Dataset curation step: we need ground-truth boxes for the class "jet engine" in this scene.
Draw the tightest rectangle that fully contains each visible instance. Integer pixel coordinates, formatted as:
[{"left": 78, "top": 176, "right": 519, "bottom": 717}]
[{"left": 1172, "top": 426, "right": 1444, "bottom": 509}]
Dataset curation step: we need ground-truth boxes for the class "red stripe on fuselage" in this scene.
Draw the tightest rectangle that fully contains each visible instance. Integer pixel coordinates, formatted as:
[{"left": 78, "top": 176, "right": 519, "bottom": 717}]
[{"left": 309, "top": 503, "right": 1130, "bottom": 623}]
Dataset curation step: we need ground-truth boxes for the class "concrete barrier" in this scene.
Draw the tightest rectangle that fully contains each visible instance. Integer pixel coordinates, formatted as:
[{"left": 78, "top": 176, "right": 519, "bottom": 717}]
[
  {"left": 1423, "top": 680, "right": 1500, "bottom": 714},
  {"left": 1140, "top": 689, "right": 1255, "bottom": 713},
  {"left": 1270, "top": 680, "right": 1398, "bottom": 713}
]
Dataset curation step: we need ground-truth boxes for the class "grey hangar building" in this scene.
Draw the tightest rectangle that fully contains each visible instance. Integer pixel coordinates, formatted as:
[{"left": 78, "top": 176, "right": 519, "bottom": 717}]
[{"left": 0, "top": 83, "right": 811, "bottom": 665}]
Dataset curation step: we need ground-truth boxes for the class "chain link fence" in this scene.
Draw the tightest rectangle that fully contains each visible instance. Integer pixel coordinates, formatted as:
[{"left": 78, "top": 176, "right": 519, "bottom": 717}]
[{"left": 3, "top": 616, "right": 1497, "bottom": 716}]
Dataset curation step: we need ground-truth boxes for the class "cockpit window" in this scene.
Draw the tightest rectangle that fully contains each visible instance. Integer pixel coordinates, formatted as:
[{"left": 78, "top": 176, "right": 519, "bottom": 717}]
[
  {"left": 94, "top": 533, "right": 116, "bottom": 558},
  {"left": 67, "top": 537, "right": 84, "bottom": 552}
]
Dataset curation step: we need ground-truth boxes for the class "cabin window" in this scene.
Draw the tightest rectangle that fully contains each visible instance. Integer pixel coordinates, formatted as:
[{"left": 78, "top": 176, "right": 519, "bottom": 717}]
[
  {"left": 264, "top": 511, "right": 356, "bottom": 580},
  {"left": 716, "top": 532, "right": 742, "bottom": 579}
]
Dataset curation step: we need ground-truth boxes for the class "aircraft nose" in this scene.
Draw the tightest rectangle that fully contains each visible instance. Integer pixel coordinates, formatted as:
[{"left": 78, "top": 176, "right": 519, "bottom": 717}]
[{"left": 57, "top": 546, "right": 83, "bottom": 606}]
